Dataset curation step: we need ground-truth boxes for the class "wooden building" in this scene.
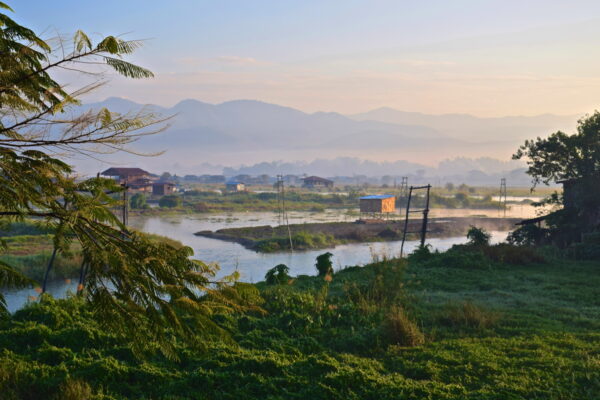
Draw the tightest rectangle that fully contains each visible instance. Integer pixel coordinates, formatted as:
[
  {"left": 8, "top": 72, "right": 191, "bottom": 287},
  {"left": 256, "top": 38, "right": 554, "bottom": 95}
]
[
  {"left": 302, "top": 176, "right": 334, "bottom": 189},
  {"left": 559, "top": 175, "right": 600, "bottom": 227},
  {"left": 101, "top": 167, "right": 150, "bottom": 183},
  {"left": 517, "top": 175, "right": 600, "bottom": 244},
  {"left": 359, "top": 195, "right": 396, "bottom": 213},
  {"left": 225, "top": 181, "right": 245, "bottom": 192},
  {"left": 152, "top": 182, "right": 176, "bottom": 196},
  {"left": 101, "top": 167, "right": 154, "bottom": 193}
]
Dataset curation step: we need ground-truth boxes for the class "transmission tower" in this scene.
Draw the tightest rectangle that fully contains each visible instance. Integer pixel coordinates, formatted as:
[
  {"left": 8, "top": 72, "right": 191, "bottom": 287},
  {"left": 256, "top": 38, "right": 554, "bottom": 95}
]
[
  {"left": 276, "top": 175, "right": 294, "bottom": 252},
  {"left": 499, "top": 178, "right": 508, "bottom": 218}
]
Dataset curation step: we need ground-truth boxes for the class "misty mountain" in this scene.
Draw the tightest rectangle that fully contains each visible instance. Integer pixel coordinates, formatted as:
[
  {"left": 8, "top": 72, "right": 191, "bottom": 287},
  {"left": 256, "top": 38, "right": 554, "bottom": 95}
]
[
  {"left": 350, "top": 107, "right": 580, "bottom": 143},
  {"left": 84, "top": 98, "right": 452, "bottom": 153},
  {"left": 78, "top": 97, "right": 574, "bottom": 175}
]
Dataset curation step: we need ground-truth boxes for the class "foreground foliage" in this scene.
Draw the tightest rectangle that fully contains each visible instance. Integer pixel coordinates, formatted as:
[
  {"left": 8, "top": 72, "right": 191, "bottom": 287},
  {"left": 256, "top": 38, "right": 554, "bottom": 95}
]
[{"left": 0, "top": 248, "right": 598, "bottom": 399}]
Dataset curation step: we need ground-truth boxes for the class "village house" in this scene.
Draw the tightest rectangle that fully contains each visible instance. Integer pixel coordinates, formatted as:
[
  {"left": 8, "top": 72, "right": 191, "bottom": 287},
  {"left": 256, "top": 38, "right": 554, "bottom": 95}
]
[
  {"left": 152, "top": 181, "right": 177, "bottom": 196},
  {"left": 101, "top": 167, "right": 154, "bottom": 193},
  {"left": 225, "top": 181, "right": 245, "bottom": 192},
  {"left": 302, "top": 176, "right": 334, "bottom": 189},
  {"left": 517, "top": 175, "right": 600, "bottom": 244},
  {"left": 359, "top": 195, "right": 396, "bottom": 214},
  {"left": 559, "top": 175, "right": 600, "bottom": 228}
]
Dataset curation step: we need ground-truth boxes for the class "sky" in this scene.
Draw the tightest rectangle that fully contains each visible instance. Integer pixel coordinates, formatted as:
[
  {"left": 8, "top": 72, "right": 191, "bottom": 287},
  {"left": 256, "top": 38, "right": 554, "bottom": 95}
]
[{"left": 11, "top": 1, "right": 600, "bottom": 116}]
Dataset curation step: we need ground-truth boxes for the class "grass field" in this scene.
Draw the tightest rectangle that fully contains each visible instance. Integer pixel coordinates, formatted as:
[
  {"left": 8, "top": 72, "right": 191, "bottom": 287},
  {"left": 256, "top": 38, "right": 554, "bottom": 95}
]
[{"left": 0, "top": 242, "right": 598, "bottom": 399}]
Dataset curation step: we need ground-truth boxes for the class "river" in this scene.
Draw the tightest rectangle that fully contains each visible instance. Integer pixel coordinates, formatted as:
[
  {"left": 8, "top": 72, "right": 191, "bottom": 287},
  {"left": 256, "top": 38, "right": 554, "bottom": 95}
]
[{"left": 4, "top": 209, "right": 511, "bottom": 312}]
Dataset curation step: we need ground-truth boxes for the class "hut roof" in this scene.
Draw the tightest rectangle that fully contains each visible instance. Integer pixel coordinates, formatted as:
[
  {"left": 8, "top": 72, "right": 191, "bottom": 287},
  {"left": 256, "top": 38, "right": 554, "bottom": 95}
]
[
  {"left": 101, "top": 167, "right": 150, "bottom": 177},
  {"left": 302, "top": 176, "right": 333, "bottom": 183},
  {"left": 360, "top": 195, "right": 395, "bottom": 200}
]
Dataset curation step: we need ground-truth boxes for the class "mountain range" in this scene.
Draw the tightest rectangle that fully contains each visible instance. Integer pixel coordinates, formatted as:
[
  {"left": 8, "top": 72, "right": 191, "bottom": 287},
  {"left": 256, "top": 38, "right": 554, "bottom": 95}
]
[{"left": 78, "top": 97, "right": 580, "bottom": 173}]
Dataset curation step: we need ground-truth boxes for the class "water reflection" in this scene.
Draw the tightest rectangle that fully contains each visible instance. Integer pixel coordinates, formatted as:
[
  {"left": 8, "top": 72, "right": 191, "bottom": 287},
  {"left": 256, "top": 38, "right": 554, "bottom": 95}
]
[{"left": 5, "top": 210, "right": 509, "bottom": 313}]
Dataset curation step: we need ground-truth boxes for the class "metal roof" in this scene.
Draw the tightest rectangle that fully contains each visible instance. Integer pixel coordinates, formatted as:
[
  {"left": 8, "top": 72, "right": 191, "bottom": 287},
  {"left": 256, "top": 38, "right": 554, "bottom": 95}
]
[{"left": 359, "top": 195, "right": 395, "bottom": 200}]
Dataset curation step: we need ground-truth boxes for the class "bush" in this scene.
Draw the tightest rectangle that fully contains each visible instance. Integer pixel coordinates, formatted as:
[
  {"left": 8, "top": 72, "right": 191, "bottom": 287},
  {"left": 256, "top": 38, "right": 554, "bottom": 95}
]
[
  {"left": 315, "top": 252, "right": 333, "bottom": 276},
  {"left": 482, "top": 243, "right": 545, "bottom": 265},
  {"left": 438, "top": 301, "right": 500, "bottom": 330},
  {"left": 129, "top": 193, "right": 147, "bottom": 209},
  {"left": 466, "top": 226, "right": 491, "bottom": 247},
  {"left": 507, "top": 224, "right": 549, "bottom": 246},
  {"left": 382, "top": 306, "right": 424, "bottom": 347},
  {"left": 407, "top": 244, "right": 434, "bottom": 263},
  {"left": 158, "top": 195, "right": 182, "bottom": 208},
  {"left": 265, "top": 264, "right": 291, "bottom": 285},
  {"left": 193, "top": 202, "right": 211, "bottom": 212}
]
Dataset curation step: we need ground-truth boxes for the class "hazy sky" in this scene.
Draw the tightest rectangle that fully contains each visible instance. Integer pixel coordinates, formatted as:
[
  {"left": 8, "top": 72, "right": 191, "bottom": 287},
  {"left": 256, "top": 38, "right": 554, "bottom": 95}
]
[{"left": 13, "top": 1, "right": 600, "bottom": 116}]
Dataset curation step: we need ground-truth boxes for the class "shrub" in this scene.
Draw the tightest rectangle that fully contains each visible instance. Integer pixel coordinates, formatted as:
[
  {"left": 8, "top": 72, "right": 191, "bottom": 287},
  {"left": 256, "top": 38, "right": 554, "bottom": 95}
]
[
  {"left": 193, "top": 202, "right": 211, "bottom": 212},
  {"left": 466, "top": 226, "right": 491, "bottom": 247},
  {"left": 482, "top": 243, "right": 545, "bottom": 265},
  {"left": 408, "top": 244, "right": 433, "bottom": 263},
  {"left": 265, "top": 264, "right": 291, "bottom": 285},
  {"left": 421, "top": 246, "right": 490, "bottom": 269},
  {"left": 55, "top": 379, "right": 93, "bottom": 400},
  {"left": 382, "top": 306, "right": 425, "bottom": 347},
  {"left": 315, "top": 252, "right": 334, "bottom": 276},
  {"left": 507, "top": 224, "right": 549, "bottom": 246},
  {"left": 438, "top": 301, "right": 500, "bottom": 330},
  {"left": 129, "top": 192, "right": 147, "bottom": 209},
  {"left": 158, "top": 195, "right": 181, "bottom": 208}
]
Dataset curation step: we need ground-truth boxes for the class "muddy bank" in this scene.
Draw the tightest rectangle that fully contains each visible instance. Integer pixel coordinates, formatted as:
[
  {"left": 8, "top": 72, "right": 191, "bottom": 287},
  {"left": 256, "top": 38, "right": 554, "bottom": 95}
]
[{"left": 195, "top": 217, "right": 520, "bottom": 252}]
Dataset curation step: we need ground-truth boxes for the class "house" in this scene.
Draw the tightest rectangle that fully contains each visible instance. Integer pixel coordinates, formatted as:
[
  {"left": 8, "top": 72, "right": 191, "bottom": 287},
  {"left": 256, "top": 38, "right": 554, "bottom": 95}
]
[
  {"left": 302, "top": 176, "right": 334, "bottom": 189},
  {"left": 359, "top": 195, "right": 396, "bottom": 213},
  {"left": 517, "top": 175, "right": 600, "bottom": 243},
  {"left": 559, "top": 175, "right": 600, "bottom": 227},
  {"left": 225, "top": 181, "right": 245, "bottom": 192},
  {"left": 152, "top": 181, "right": 177, "bottom": 196},
  {"left": 101, "top": 168, "right": 154, "bottom": 193},
  {"left": 101, "top": 167, "right": 151, "bottom": 183}
]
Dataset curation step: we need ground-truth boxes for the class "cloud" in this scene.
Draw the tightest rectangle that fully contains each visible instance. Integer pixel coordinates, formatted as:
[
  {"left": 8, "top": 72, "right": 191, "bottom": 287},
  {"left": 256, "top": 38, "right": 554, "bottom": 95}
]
[{"left": 177, "top": 56, "right": 272, "bottom": 67}]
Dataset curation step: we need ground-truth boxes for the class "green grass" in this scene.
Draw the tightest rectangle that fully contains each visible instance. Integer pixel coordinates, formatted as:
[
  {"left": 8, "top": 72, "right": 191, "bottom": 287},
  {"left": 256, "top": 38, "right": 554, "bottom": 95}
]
[
  {"left": 0, "top": 247, "right": 598, "bottom": 399},
  {"left": 1, "top": 231, "right": 186, "bottom": 282}
]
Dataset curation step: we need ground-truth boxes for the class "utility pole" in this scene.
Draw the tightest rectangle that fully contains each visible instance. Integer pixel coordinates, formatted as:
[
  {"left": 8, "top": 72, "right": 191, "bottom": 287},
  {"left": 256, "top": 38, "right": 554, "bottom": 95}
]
[
  {"left": 277, "top": 175, "right": 294, "bottom": 252},
  {"left": 122, "top": 180, "right": 129, "bottom": 227},
  {"left": 400, "top": 184, "right": 432, "bottom": 257},
  {"left": 499, "top": 178, "right": 507, "bottom": 218}
]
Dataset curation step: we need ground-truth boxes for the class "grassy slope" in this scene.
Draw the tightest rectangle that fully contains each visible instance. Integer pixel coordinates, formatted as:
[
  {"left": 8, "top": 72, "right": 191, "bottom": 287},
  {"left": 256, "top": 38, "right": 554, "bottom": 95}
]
[{"left": 0, "top": 254, "right": 598, "bottom": 399}]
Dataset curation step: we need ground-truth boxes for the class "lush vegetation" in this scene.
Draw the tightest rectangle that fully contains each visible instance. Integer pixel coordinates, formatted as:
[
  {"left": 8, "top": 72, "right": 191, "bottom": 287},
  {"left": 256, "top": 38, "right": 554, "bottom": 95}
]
[
  {"left": 133, "top": 188, "right": 513, "bottom": 216},
  {"left": 0, "top": 240, "right": 598, "bottom": 399}
]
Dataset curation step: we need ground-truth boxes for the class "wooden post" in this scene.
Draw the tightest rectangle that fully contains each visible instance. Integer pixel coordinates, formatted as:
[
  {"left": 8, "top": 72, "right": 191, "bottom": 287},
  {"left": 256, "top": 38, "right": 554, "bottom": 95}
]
[
  {"left": 400, "top": 187, "right": 413, "bottom": 257},
  {"left": 41, "top": 247, "right": 58, "bottom": 294},
  {"left": 420, "top": 185, "right": 431, "bottom": 247}
]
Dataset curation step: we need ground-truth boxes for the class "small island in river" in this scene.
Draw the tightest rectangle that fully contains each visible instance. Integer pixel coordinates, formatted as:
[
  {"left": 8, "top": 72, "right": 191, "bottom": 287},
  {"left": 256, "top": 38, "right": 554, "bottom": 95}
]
[{"left": 195, "top": 217, "right": 520, "bottom": 252}]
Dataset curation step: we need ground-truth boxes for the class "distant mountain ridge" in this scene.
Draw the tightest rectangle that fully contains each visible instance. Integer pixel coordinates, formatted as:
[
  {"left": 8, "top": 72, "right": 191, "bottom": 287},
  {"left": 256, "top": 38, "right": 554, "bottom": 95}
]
[
  {"left": 84, "top": 98, "right": 458, "bottom": 153},
  {"left": 350, "top": 107, "right": 579, "bottom": 142},
  {"left": 79, "top": 97, "right": 579, "bottom": 172}
]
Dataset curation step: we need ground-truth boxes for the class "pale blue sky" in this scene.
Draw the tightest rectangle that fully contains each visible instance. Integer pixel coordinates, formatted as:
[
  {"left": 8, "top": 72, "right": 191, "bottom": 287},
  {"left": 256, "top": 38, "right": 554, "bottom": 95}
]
[{"left": 11, "top": 1, "right": 600, "bottom": 115}]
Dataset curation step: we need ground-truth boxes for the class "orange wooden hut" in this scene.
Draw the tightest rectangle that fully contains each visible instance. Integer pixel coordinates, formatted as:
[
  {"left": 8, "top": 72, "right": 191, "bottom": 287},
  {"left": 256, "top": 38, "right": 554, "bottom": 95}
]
[{"left": 359, "top": 195, "right": 396, "bottom": 213}]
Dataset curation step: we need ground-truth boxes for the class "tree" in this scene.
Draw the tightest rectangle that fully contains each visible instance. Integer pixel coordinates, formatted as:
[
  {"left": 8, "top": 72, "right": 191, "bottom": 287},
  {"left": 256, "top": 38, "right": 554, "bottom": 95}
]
[
  {"left": 130, "top": 193, "right": 147, "bottom": 209},
  {"left": 466, "top": 226, "right": 491, "bottom": 247},
  {"left": 159, "top": 194, "right": 181, "bottom": 208},
  {"left": 265, "top": 264, "right": 291, "bottom": 285},
  {"left": 513, "top": 112, "right": 600, "bottom": 187},
  {"left": 315, "top": 252, "right": 333, "bottom": 276},
  {"left": 0, "top": 3, "right": 246, "bottom": 357}
]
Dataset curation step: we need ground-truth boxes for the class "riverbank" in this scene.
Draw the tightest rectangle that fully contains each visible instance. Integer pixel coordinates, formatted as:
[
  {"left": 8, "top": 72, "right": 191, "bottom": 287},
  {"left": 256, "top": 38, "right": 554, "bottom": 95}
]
[
  {"left": 195, "top": 217, "right": 520, "bottom": 252},
  {"left": 1, "top": 244, "right": 597, "bottom": 399}
]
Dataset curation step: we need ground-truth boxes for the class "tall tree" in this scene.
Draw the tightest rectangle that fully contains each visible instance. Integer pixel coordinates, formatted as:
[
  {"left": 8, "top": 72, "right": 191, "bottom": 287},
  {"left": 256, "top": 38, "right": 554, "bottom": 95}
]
[
  {"left": 0, "top": 2, "right": 246, "bottom": 358},
  {"left": 513, "top": 112, "right": 600, "bottom": 187}
]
